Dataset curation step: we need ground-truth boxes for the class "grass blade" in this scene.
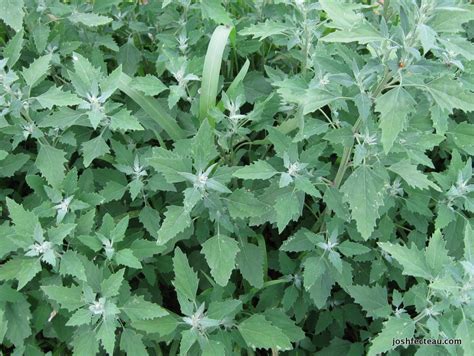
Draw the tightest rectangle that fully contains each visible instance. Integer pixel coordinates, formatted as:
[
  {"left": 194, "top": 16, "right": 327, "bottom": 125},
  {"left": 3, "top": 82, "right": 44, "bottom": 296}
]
[
  {"left": 199, "top": 25, "right": 232, "bottom": 121},
  {"left": 117, "top": 73, "right": 186, "bottom": 141}
]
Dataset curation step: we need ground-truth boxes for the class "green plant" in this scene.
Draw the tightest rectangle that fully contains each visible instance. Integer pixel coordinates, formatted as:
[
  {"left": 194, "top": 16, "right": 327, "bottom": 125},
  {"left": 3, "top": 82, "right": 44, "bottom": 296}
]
[{"left": 0, "top": 0, "right": 473, "bottom": 355}]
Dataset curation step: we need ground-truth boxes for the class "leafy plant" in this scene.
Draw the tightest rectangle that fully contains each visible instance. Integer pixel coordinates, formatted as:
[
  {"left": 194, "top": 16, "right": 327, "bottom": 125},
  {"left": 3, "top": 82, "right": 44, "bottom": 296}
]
[{"left": 0, "top": 0, "right": 473, "bottom": 355}]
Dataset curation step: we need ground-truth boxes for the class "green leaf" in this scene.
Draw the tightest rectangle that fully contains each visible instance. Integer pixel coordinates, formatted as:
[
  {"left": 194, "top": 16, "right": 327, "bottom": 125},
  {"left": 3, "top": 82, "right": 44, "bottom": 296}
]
[
  {"left": 130, "top": 75, "right": 167, "bottom": 96},
  {"left": 173, "top": 247, "right": 199, "bottom": 302},
  {"left": 59, "top": 251, "right": 87, "bottom": 281},
  {"left": 199, "top": 25, "right": 231, "bottom": 120},
  {"left": 201, "top": 234, "right": 240, "bottom": 286},
  {"left": 81, "top": 135, "right": 110, "bottom": 168},
  {"left": 117, "top": 42, "right": 142, "bottom": 76},
  {"left": 341, "top": 166, "right": 386, "bottom": 239},
  {"left": 368, "top": 316, "right": 415, "bottom": 356},
  {"left": 4, "top": 28, "right": 24, "bottom": 68},
  {"left": 425, "top": 230, "right": 452, "bottom": 277},
  {"left": 117, "top": 73, "right": 186, "bottom": 141},
  {"left": 72, "top": 328, "right": 100, "bottom": 356},
  {"left": 110, "top": 109, "right": 144, "bottom": 131},
  {"left": 131, "top": 315, "right": 179, "bottom": 336},
  {"left": 375, "top": 87, "right": 416, "bottom": 153},
  {"left": 236, "top": 241, "right": 264, "bottom": 288},
  {"left": 192, "top": 119, "right": 218, "bottom": 170},
  {"left": 68, "top": 12, "right": 112, "bottom": 27},
  {"left": 21, "top": 54, "right": 52, "bottom": 89},
  {"left": 227, "top": 189, "right": 267, "bottom": 220},
  {"left": 201, "top": 0, "right": 232, "bottom": 25},
  {"left": 321, "top": 23, "right": 384, "bottom": 44},
  {"left": 240, "top": 20, "right": 288, "bottom": 40},
  {"left": 456, "top": 317, "right": 474, "bottom": 356},
  {"left": 378, "top": 242, "right": 433, "bottom": 280},
  {"left": 202, "top": 340, "right": 226, "bottom": 356},
  {"left": 233, "top": 160, "right": 277, "bottom": 180},
  {"left": 347, "top": 285, "right": 391, "bottom": 319},
  {"left": 66, "top": 309, "right": 92, "bottom": 327},
  {"left": 0, "top": 0, "right": 25, "bottom": 31},
  {"left": 3, "top": 297, "right": 31, "bottom": 347},
  {"left": 0, "top": 153, "right": 29, "bottom": 178},
  {"left": 389, "top": 160, "right": 441, "bottom": 191},
  {"left": 36, "top": 86, "right": 83, "bottom": 109},
  {"left": 238, "top": 314, "right": 292, "bottom": 351},
  {"left": 275, "top": 191, "right": 302, "bottom": 233},
  {"left": 35, "top": 145, "right": 67, "bottom": 188},
  {"left": 121, "top": 295, "right": 168, "bottom": 321},
  {"left": 157, "top": 206, "right": 191, "bottom": 245},
  {"left": 447, "top": 122, "right": 474, "bottom": 155},
  {"left": 6, "top": 198, "right": 38, "bottom": 246},
  {"left": 425, "top": 77, "right": 474, "bottom": 113},
  {"left": 41, "top": 285, "right": 84, "bottom": 311},
  {"left": 96, "top": 318, "right": 117, "bottom": 355},
  {"left": 120, "top": 328, "right": 148, "bottom": 356},
  {"left": 0, "top": 258, "right": 42, "bottom": 290},
  {"left": 115, "top": 248, "right": 142, "bottom": 269},
  {"left": 101, "top": 269, "right": 125, "bottom": 298}
]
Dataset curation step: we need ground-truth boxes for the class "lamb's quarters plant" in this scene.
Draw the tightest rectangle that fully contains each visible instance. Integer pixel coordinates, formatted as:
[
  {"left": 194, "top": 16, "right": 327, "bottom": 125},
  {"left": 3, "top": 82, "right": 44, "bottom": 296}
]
[{"left": 0, "top": 0, "right": 473, "bottom": 355}]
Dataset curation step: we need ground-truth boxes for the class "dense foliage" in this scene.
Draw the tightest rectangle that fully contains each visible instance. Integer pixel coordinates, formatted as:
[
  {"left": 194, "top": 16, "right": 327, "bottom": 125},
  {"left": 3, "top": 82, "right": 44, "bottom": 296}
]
[{"left": 0, "top": 0, "right": 473, "bottom": 355}]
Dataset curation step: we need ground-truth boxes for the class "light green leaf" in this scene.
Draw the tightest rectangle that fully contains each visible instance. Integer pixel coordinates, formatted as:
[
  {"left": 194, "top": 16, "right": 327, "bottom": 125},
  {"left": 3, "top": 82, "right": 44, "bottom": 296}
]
[
  {"left": 69, "top": 12, "right": 112, "bottom": 27},
  {"left": 173, "top": 247, "right": 199, "bottom": 302},
  {"left": 36, "top": 86, "right": 83, "bottom": 109},
  {"left": 425, "top": 230, "right": 452, "bottom": 276},
  {"left": 192, "top": 119, "right": 218, "bottom": 170},
  {"left": 425, "top": 77, "right": 474, "bottom": 113},
  {"left": 96, "top": 318, "right": 117, "bottom": 355},
  {"left": 81, "top": 135, "right": 110, "bottom": 168},
  {"left": 41, "top": 285, "right": 84, "bottom": 311},
  {"left": 321, "top": 22, "right": 384, "bottom": 44},
  {"left": 201, "top": 234, "right": 240, "bottom": 286},
  {"left": 157, "top": 206, "right": 191, "bottom": 245},
  {"left": 341, "top": 166, "right": 386, "bottom": 240},
  {"left": 110, "top": 109, "right": 144, "bottom": 131},
  {"left": 456, "top": 317, "right": 474, "bottom": 356},
  {"left": 368, "top": 316, "right": 415, "bottom": 356},
  {"left": 4, "top": 28, "right": 24, "bottom": 68},
  {"left": 66, "top": 309, "right": 92, "bottom": 327},
  {"left": 238, "top": 314, "right": 292, "bottom": 351},
  {"left": 227, "top": 189, "right": 267, "bottom": 220},
  {"left": 72, "top": 328, "right": 100, "bottom": 356},
  {"left": 240, "top": 20, "right": 288, "bottom": 40},
  {"left": 375, "top": 87, "right": 416, "bottom": 153},
  {"left": 201, "top": 0, "right": 232, "bottom": 25},
  {"left": 275, "top": 191, "right": 302, "bottom": 233},
  {"left": 233, "top": 160, "right": 277, "bottom": 180},
  {"left": 0, "top": 153, "right": 29, "bottom": 178},
  {"left": 115, "top": 248, "right": 142, "bottom": 269},
  {"left": 35, "top": 145, "right": 67, "bottom": 188},
  {"left": 120, "top": 328, "right": 148, "bottom": 356},
  {"left": 59, "top": 251, "right": 87, "bottom": 281},
  {"left": 121, "top": 295, "right": 168, "bottom": 321},
  {"left": 101, "top": 269, "right": 125, "bottom": 298},
  {"left": 347, "top": 285, "right": 391, "bottom": 319},
  {"left": 0, "top": 258, "right": 42, "bottom": 290},
  {"left": 0, "top": 0, "right": 25, "bottom": 31},
  {"left": 202, "top": 340, "right": 226, "bottom": 356},
  {"left": 236, "top": 241, "right": 264, "bottom": 288},
  {"left": 131, "top": 75, "right": 168, "bottom": 96},
  {"left": 378, "top": 242, "right": 433, "bottom": 280},
  {"left": 389, "top": 160, "right": 441, "bottom": 191},
  {"left": 21, "top": 54, "right": 52, "bottom": 89},
  {"left": 447, "top": 122, "right": 474, "bottom": 155}
]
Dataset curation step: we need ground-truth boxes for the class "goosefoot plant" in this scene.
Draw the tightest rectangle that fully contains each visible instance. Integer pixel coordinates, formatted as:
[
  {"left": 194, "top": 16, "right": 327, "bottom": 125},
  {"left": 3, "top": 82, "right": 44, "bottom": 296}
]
[{"left": 0, "top": 0, "right": 473, "bottom": 355}]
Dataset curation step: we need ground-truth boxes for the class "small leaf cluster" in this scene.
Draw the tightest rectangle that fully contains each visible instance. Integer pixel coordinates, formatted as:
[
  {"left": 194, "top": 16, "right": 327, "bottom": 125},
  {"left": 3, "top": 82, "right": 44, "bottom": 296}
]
[{"left": 0, "top": 0, "right": 473, "bottom": 355}]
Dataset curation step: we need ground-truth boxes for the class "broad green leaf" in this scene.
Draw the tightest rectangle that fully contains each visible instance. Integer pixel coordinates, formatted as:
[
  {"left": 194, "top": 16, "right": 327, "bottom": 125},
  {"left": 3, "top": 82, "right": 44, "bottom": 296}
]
[
  {"left": 36, "top": 86, "right": 83, "bottom": 109},
  {"left": 66, "top": 309, "right": 92, "bottom": 327},
  {"left": 21, "top": 54, "right": 52, "bottom": 88},
  {"left": 41, "top": 285, "right": 84, "bottom": 311},
  {"left": 233, "top": 160, "right": 277, "bottom": 179},
  {"left": 81, "top": 135, "right": 110, "bottom": 168},
  {"left": 378, "top": 242, "right": 433, "bottom": 280},
  {"left": 131, "top": 75, "right": 168, "bottom": 96},
  {"left": 201, "top": 0, "right": 232, "bottom": 25},
  {"left": 192, "top": 119, "right": 218, "bottom": 170},
  {"left": 201, "top": 234, "right": 240, "bottom": 286},
  {"left": 132, "top": 315, "right": 179, "bottom": 336},
  {"left": 321, "top": 23, "right": 385, "bottom": 44},
  {"left": 375, "top": 87, "right": 416, "bottom": 153},
  {"left": 72, "top": 328, "right": 100, "bottom": 356},
  {"left": 263, "top": 309, "right": 305, "bottom": 343},
  {"left": 236, "top": 241, "right": 264, "bottom": 288},
  {"left": 157, "top": 206, "right": 191, "bottom": 245},
  {"left": 227, "top": 189, "right": 267, "bottom": 220},
  {"left": 4, "top": 28, "right": 24, "bottom": 68},
  {"left": 121, "top": 296, "right": 168, "bottom": 321},
  {"left": 0, "top": 0, "right": 25, "bottom": 31},
  {"left": 238, "top": 314, "right": 292, "bottom": 351},
  {"left": 202, "top": 340, "right": 226, "bottom": 356},
  {"left": 109, "top": 109, "right": 144, "bottom": 131},
  {"left": 120, "top": 328, "right": 148, "bottom": 356},
  {"left": 456, "top": 317, "right": 474, "bottom": 356},
  {"left": 35, "top": 145, "right": 67, "bottom": 188},
  {"left": 240, "top": 20, "right": 288, "bottom": 40},
  {"left": 59, "top": 251, "right": 87, "bottom": 281},
  {"left": 69, "top": 12, "right": 112, "bottom": 27},
  {"left": 347, "top": 285, "right": 391, "bottom": 319},
  {"left": 275, "top": 191, "right": 303, "bottom": 233},
  {"left": 341, "top": 166, "right": 386, "bottom": 239},
  {"left": 0, "top": 258, "right": 42, "bottom": 290},
  {"left": 389, "top": 160, "right": 441, "bottom": 191},
  {"left": 447, "top": 122, "right": 474, "bottom": 155},
  {"left": 6, "top": 197, "right": 38, "bottom": 245},
  {"left": 0, "top": 153, "right": 29, "bottom": 178},
  {"left": 425, "top": 77, "right": 474, "bottom": 113},
  {"left": 3, "top": 298, "right": 31, "bottom": 347},
  {"left": 173, "top": 247, "right": 199, "bottom": 302},
  {"left": 115, "top": 248, "right": 142, "bottom": 269},
  {"left": 96, "top": 318, "right": 117, "bottom": 355},
  {"left": 101, "top": 269, "right": 125, "bottom": 298},
  {"left": 368, "top": 316, "right": 415, "bottom": 356},
  {"left": 425, "top": 230, "right": 452, "bottom": 277}
]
